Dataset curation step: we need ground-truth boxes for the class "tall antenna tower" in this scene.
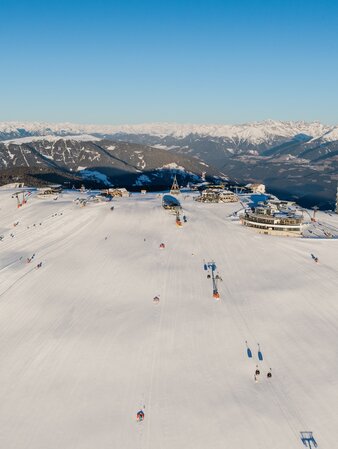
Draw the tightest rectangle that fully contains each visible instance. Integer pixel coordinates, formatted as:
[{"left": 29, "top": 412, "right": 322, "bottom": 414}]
[
  {"left": 170, "top": 175, "right": 181, "bottom": 195},
  {"left": 336, "top": 184, "right": 338, "bottom": 214}
]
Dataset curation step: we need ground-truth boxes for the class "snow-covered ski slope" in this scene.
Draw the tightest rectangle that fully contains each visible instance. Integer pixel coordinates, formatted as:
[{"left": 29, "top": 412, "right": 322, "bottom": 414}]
[{"left": 0, "top": 190, "right": 337, "bottom": 449}]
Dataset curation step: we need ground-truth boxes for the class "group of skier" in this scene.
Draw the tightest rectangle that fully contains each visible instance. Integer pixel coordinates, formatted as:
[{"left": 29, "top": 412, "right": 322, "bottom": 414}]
[
  {"left": 26, "top": 253, "right": 43, "bottom": 269},
  {"left": 137, "top": 237, "right": 177, "bottom": 421}
]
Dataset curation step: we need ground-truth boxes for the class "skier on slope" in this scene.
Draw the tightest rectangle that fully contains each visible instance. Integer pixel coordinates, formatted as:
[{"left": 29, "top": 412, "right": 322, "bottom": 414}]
[
  {"left": 311, "top": 253, "right": 319, "bottom": 263},
  {"left": 136, "top": 410, "right": 145, "bottom": 422}
]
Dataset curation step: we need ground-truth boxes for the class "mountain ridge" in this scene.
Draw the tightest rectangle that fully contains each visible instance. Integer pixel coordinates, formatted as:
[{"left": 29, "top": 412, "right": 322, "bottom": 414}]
[
  {"left": 0, "top": 120, "right": 337, "bottom": 209},
  {"left": 0, "top": 120, "right": 335, "bottom": 143},
  {"left": 0, "top": 138, "right": 223, "bottom": 189}
]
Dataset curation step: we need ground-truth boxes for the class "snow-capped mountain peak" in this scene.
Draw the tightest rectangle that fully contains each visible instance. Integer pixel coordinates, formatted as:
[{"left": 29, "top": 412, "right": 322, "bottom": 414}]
[{"left": 0, "top": 120, "right": 335, "bottom": 145}]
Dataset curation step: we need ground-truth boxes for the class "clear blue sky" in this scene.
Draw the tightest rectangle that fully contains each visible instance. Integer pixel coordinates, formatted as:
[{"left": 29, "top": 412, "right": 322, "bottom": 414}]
[{"left": 1, "top": 0, "right": 337, "bottom": 124}]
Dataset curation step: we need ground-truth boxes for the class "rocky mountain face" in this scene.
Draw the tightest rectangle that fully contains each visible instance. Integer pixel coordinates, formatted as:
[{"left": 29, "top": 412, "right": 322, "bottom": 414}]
[
  {"left": 0, "top": 137, "right": 222, "bottom": 189},
  {"left": 0, "top": 120, "right": 337, "bottom": 208}
]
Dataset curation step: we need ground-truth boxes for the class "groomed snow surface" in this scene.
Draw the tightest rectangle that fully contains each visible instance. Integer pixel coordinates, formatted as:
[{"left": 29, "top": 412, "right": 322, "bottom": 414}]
[{"left": 0, "top": 190, "right": 337, "bottom": 449}]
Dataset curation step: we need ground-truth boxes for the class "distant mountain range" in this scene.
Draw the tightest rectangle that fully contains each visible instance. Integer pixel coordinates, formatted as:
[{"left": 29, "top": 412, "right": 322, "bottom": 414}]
[
  {"left": 0, "top": 120, "right": 337, "bottom": 208},
  {"left": 0, "top": 119, "right": 335, "bottom": 143}
]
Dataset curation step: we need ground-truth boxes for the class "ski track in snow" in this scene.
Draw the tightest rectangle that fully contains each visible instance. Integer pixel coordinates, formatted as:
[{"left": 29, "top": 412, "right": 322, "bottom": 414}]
[{"left": 0, "top": 190, "right": 337, "bottom": 449}]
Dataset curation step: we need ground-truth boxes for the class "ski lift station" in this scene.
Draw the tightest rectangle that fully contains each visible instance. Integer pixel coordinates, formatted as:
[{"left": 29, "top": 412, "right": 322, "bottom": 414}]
[
  {"left": 241, "top": 203, "right": 303, "bottom": 237},
  {"left": 162, "top": 194, "right": 182, "bottom": 211}
]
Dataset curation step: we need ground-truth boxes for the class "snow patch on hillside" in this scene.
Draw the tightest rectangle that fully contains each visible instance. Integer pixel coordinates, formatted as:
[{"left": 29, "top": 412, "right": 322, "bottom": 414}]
[
  {"left": 151, "top": 144, "right": 179, "bottom": 150},
  {"left": 133, "top": 174, "right": 151, "bottom": 185},
  {"left": 159, "top": 162, "right": 185, "bottom": 171},
  {"left": 78, "top": 169, "right": 111, "bottom": 185},
  {"left": 316, "top": 126, "right": 338, "bottom": 142}
]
